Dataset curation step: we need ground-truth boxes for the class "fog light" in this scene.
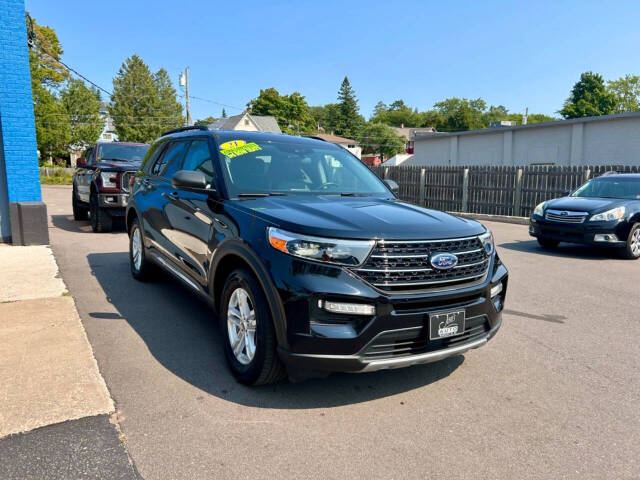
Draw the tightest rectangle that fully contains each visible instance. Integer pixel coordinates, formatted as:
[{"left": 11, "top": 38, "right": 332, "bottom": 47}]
[
  {"left": 490, "top": 283, "right": 503, "bottom": 298},
  {"left": 318, "top": 300, "right": 375, "bottom": 316},
  {"left": 594, "top": 234, "right": 619, "bottom": 242}
]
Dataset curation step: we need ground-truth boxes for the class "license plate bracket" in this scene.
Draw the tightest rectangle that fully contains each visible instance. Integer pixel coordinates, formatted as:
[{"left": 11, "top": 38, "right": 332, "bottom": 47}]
[{"left": 429, "top": 310, "right": 466, "bottom": 340}]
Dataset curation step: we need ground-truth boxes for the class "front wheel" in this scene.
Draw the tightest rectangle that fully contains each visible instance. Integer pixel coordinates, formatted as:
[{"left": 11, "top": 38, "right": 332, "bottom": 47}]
[
  {"left": 90, "top": 193, "right": 112, "bottom": 233},
  {"left": 129, "top": 218, "right": 156, "bottom": 281},
  {"left": 537, "top": 237, "right": 559, "bottom": 250},
  {"left": 620, "top": 223, "right": 640, "bottom": 260},
  {"left": 220, "top": 269, "right": 285, "bottom": 385}
]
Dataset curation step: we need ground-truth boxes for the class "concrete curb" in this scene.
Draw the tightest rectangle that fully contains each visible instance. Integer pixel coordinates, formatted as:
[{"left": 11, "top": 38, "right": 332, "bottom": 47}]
[{"left": 448, "top": 211, "right": 530, "bottom": 226}]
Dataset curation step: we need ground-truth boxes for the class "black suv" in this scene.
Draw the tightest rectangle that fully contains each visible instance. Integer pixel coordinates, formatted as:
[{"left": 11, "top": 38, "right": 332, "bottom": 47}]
[
  {"left": 72, "top": 141, "right": 149, "bottom": 232},
  {"left": 126, "top": 126, "right": 508, "bottom": 384},
  {"left": 529, "top": 173, "right": 640, "bottom": 259}
]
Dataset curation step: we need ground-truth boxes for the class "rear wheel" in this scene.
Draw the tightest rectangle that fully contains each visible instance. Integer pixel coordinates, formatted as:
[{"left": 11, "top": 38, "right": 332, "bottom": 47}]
[
  {"left": 90, "top": 193, "right": 112, "bottom": 233},
  {"left": 72, "top": 188, "right": 88, "bottom": 221},
  {"left": 537, "top": 237, "right": 559, "bottom": 250},
  {"left": 621, "top": 223, "right": 640, "bottom": 260},
  {"left": 220, "top": 269, "right": 286, "bottom": 385}
]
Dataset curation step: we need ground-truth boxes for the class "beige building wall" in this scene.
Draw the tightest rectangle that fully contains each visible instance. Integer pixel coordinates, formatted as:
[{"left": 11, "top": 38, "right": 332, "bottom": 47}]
[{"left": 410, "top": 113, "right": 640, "bottom": 167}]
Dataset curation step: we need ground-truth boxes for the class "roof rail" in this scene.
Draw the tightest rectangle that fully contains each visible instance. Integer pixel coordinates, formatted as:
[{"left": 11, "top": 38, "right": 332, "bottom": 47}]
[{"left": 161, "top": 125, "right": 209, "bottom": 136}]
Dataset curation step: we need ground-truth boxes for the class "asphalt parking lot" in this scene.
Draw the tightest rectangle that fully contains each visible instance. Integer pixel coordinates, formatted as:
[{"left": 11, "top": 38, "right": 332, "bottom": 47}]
[{"left": 43, "top": 185, "right": 639, "bottom": 480}]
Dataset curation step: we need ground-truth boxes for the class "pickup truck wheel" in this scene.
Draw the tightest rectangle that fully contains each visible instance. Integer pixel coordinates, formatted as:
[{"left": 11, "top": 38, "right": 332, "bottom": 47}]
[
  {"left": 621, "top": 223, "right": 640, "bottom": 260},
  {"left": 537, "top": 237, "right": 559, "bottom": 249},
  {"left": 129, "top": 218, "right": 156, "bottom": 280},
  {"left": 221, "top": 269, "right": 286, "bottom": 385},
  {"left": 72, "top": 188, "right": 88, "bottom": 221},
  {"left": 90, "top": 193, "right": 112, "bottom": 233}
]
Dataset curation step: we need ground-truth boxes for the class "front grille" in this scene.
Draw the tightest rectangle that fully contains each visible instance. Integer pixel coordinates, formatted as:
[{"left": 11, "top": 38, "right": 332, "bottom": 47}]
[
  {"left": 121, "top": 171, "right": 136, "bottom": 193},
  {"left": 545, "top": 210, "right": 588, "bottom": 223},
  {"left": 352, "top": 236, "right": 490, "bottom": 292},
  {"left": 362, "top": 315, "right": 490, "bottom": 359}
]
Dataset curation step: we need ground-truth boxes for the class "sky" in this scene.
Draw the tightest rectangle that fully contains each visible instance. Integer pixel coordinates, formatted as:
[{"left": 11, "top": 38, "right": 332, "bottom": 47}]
[{"left": 25, "top": 0, "right": 640, "bottom": 122}]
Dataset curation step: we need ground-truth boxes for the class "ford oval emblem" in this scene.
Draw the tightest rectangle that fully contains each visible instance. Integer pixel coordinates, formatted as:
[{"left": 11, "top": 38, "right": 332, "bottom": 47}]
[{"left": 430, "top": 252, "right": 459, "bottom": 270}]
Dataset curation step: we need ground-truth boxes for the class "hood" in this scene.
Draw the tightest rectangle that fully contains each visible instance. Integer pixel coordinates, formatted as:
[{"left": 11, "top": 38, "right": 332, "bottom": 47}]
[
  {"left": 96, "top": 160, "right": 141, "bottom": 171},
  {"left": 545, "top": 196, "right": 627, "bottom": 213},
  {"left": 232, "top": 195, "right": 486, "bottom": 240}
]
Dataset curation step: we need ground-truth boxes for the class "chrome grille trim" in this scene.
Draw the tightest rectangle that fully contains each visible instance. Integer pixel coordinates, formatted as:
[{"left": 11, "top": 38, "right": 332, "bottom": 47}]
[
  {"left": 545, "top": 209, "right": 588, "bottom": 224},
  {"left": 121, "top": 171, "right": 137, "bottom": 193},
  {"left": 352, "top": 235, "right": 490, "bottom": 292}
]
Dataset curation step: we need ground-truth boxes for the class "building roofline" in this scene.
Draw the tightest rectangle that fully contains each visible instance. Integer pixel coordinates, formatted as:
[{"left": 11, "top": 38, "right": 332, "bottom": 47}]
[{"left": 412, "top": 111, "right": 640, "bottom": 141}]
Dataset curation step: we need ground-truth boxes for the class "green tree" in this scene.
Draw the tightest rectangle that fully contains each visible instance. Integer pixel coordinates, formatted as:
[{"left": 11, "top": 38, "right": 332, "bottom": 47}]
[
  {"left": 309, "top": 103, "right": 341, "bottom": 133},
  {"left": 608, "top": 74, "right": 640, "bottom": 113},
  {"left": 27, "top": 15, "right": 71, "bottom": 161},
  {"left": 560, "top": 72, "right": 616, "bottom": 119},
  {"left": 194, "top": 116, "right": 217, "bottom": 126},
  {"left": 221, "top": 108, "right": 227, "bottom": 118},
  {"left": 359, "top": 122, "right": 405, "bottom": 159},
  {"left": 247, "top": 87, "right": 315, "bottom": 134},
  {"left": 155, "top": 68, "right": 184, "bottom": 130},
  {"left": 336, "top": 77, "right": 364, "bottom": 137},
  {"left": 60, "top": 79, "right": 102, "bottom": 150},
  {"left": 433, "top": 97, "right": 487, "bottom": 131},
  {"left": 371, "top": 99, "right": 422, "bottom": 127},
  {"left": 110, "top": 55, "right": 163, "bottom": 142}
]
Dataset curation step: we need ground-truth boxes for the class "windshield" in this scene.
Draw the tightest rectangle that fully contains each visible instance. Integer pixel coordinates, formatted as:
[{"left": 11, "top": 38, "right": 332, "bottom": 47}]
[
  {"left": 572, "top": 177, "right": 640, "bottom": 200},
  {"left": 97, "top": 144, "right": 149, "bottom": 162},
  {"left": 217, "top": 138, "right": 391, "bottom": 197}
]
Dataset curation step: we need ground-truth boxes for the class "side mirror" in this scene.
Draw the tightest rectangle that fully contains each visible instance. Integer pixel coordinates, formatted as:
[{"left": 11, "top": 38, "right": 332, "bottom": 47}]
[
  {"left": 171, "top": 170, "right": 212, "bottom": 193},
  {"left": 76, "top": 157, "right": 87, "bottom": 167},
  {"left": 384, "top": 179, "right": 400, "bottom": 195}
]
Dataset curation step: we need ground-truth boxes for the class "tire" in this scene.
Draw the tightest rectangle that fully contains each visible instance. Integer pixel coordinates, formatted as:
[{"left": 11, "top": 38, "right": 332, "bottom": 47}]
[
  {"left": 129, "top": 218, "right": 157, "bottom": 281},
  {"left": 220, "top": 269, "right": 286, "bottom": 385},
  {"left": 72, "top": 188, "right": 88, "bottom": 221},
  {"left": 90, "top": 192, "right": 113, "bottom": 233},
  {"left": 537, "top": 237, "right": 559, "bottom": 249},
  {"left": 620, "top": 223, "right": 640, "bottom": 260}
]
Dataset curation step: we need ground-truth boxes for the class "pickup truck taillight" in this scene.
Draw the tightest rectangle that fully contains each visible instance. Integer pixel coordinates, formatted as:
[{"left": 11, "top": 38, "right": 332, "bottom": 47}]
[{"left": 99, "top": 172, "right": 122, "bottom": 192}]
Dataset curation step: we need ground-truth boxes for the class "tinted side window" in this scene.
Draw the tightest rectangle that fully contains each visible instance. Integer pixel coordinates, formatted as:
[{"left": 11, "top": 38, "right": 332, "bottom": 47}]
[
  {"left": 86, "top": 147, "right": 95, "bottom": 165},
  {"left": 182, "top": 140, "right": 215, "bottom": 185},
  {"left": 152, "top": 141, "right": 188, "bottom": 178}
]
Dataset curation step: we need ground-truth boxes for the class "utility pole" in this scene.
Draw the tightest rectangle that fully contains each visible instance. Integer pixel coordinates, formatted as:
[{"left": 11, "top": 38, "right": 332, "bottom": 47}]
[{"left": 180, "top": 67, "right": 193, "bottom": 126}]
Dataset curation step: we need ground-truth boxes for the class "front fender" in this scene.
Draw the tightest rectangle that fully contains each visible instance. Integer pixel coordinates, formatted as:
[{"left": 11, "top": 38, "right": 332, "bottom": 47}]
[{"left": 209, "top": 240, "right": 289, "bottom": 349}]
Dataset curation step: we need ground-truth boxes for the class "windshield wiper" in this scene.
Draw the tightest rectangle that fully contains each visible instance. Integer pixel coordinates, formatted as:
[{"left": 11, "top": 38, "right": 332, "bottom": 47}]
[{"left": 237, "top": 192, "right": 288, "bottom": 197}]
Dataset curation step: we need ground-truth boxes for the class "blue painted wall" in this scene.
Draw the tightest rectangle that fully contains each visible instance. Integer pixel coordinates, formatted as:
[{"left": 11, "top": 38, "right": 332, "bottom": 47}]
[{"left": 0, "top": 0, "right": 42, "bottom": 240}]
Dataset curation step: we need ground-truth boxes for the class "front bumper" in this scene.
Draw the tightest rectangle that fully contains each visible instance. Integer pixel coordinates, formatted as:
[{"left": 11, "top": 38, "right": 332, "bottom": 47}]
[
  {"left": 268, "top": 250, "right": 508, "bottom": 374},
  {"left": 98, "top": 193, "right": 129, "bottom": 214},
  {"left": 529, "top": 215, "right": 627, "bottom": 247}
]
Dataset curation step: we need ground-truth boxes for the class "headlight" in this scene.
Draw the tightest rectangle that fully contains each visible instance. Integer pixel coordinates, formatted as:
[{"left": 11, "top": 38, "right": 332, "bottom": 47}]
[
  {"left": 479, "top": 229, "right": 494, "bottom": 256},
  {"left": 589, "top": 206, "right": 625, "bottom": 222},
  {"left": 267, "top": 227, "right": 374, "bottom": 266},
  {"left": 100, "top": 172, "right": 118, "bottom": 189},
  {"left": 533, "top": 202, "right": 546, "bottom": 217}
]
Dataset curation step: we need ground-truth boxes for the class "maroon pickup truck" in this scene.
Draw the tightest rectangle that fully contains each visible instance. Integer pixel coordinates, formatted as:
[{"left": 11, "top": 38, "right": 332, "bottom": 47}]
[{"left": 72, "top": 141, "right": 149, "bottom": 232}]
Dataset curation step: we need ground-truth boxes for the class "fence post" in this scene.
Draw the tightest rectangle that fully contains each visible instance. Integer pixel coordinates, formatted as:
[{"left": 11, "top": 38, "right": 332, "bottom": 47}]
[
  {"left": 513, "top": 168, "right": 523, "bottom": 217},
  {"left": 384, "top": 167, "right": 389, "bottom": 179},
  {"left": 461, "top": 168, "right": 469, "bottom": 212},
  {"left": 584, "top": 168, "right": 591, "bottom": 182},
  {"left": 419, "top": 168, "right": 426, "bottom": 206}
]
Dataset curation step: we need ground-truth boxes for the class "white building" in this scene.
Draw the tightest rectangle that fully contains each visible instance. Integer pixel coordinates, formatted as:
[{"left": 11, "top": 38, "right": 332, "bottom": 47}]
[
  {"left": 99, "top": 102, "right": 117, "bottom": 142},
  {"left": 310, "top": 134, "right": 362, "bottom": 159},
  {"left": 209, "top": 113, "right": 281, "bottom": 133},
  {"left": 408, "top": 112, "right": 640, "bottom": 167}
]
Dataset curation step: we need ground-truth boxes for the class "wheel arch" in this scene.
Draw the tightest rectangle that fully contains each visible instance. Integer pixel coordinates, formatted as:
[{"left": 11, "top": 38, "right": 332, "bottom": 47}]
[{"left": 209, "top": 242, "right": 288, "bottom": 349}]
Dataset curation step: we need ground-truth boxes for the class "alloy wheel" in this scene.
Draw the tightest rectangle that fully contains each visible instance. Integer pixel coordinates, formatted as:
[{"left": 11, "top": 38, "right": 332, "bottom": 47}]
[
  {"left": 227, "top": 287, "right": 257, "bottom": 365},
  {"left": 131, "top": 227, "right": 143, "bottom": 271},
  {"left": 631, "top": 228, "right": 640, "bottom": 257}
]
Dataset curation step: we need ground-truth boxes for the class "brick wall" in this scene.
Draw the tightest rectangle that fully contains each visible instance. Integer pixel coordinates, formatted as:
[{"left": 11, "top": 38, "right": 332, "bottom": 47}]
[{"left": 0, "top": 0, "right": 41, "bottom": 240}]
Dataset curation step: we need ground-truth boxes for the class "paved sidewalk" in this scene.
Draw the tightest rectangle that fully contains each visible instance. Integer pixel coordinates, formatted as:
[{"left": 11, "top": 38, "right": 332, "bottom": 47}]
[{"left": 0, "top": 245, "right": 113, "bottom": 437}]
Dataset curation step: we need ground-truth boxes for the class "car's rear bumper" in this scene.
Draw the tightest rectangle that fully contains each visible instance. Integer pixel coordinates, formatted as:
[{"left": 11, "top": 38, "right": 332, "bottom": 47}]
[{"left": 529, "top": 216, "right": 627, "bottom": 247}]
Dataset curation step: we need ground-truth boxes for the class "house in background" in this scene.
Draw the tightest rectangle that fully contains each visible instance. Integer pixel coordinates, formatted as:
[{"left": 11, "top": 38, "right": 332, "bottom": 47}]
[
  {"left": 310, "top": 133, "right": 362, "bottom": 159},
  {"left": 99, "top": 102, "right": 118, "bottom": 142},
  {"left": 209, "top": 112, "right": 282, "bottom": 133},
  {"left": 392, "top": 125, "right": 437, "bottom": 154}
]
